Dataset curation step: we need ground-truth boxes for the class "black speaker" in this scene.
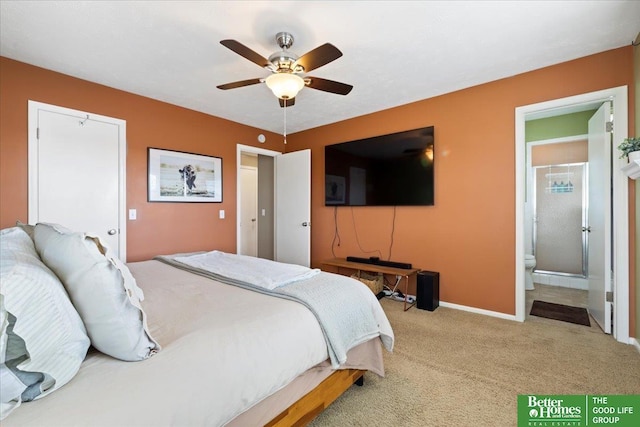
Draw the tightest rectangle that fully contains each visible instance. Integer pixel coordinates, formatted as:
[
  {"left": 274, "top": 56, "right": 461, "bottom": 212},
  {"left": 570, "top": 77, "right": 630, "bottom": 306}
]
[{"left": 416, "top": 271, "right": 439, "bottom": 311}]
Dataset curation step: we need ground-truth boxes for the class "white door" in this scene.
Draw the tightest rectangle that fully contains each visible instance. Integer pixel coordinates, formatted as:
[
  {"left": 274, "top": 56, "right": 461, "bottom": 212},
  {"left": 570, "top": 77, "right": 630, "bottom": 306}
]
[
  {"left": 239, "top": 166, "right": 258, "bottom": 257},
  {"left": 275, "top": 149, "right": 311, "bottom": 267},
  {"left": 587, "top": 101, "right": 612, "bottom": 333},
  {"left": 28, "top": 101, "right": 126, "bottom": 259}
]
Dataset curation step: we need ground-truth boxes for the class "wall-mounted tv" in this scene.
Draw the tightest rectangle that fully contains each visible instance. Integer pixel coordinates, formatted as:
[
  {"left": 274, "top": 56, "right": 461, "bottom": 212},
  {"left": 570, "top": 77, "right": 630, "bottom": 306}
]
[{"left": 324, "top": 126, "right": 434, "bottom": 206}]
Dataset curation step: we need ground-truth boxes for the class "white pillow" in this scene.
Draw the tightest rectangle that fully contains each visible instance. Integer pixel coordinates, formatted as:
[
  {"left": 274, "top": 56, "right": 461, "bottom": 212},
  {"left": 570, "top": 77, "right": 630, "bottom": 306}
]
[
  {"left": 0, "top": 227, "right": 90, "bottom": 420},
  {"left": 33, "top": 223, "right": 160, "bottom": 361},
  {"left": 15, "top": 221, "right": 34, "bottom": 240}
]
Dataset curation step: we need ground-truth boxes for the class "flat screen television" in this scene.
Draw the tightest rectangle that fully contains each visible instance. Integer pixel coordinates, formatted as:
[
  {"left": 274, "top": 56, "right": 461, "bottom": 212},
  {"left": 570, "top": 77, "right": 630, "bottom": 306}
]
[{"left": 324, "top": 126, "right": 434, "bottom": 206}]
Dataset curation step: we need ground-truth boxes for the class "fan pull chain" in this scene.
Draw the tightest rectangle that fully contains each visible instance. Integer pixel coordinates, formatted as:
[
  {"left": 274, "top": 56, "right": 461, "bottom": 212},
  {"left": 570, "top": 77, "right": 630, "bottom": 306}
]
[{"left": 283, "top": 99, "right": 287, "bottom": 144}]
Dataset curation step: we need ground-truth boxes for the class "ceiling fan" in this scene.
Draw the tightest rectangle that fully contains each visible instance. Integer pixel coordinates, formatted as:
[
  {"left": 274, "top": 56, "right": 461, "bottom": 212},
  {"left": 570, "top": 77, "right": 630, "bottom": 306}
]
[{"left": 217, "top": 32, "right": 353, "bottom": 107}]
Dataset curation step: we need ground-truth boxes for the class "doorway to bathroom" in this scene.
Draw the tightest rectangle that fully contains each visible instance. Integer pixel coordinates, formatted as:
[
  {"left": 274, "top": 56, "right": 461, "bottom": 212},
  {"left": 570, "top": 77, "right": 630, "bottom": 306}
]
[
  {"left": 525, "top": 106, "right": 607, "bottom": 328},
  {"left": 515, "top": 86, "right": 630, "bottom": 343}
]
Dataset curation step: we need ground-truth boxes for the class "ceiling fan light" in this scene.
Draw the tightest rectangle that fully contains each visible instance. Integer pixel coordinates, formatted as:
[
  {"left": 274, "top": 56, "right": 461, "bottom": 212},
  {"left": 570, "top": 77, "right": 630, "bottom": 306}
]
[{"left": 265, "top": 73, "right": 304, "bottom": 99}]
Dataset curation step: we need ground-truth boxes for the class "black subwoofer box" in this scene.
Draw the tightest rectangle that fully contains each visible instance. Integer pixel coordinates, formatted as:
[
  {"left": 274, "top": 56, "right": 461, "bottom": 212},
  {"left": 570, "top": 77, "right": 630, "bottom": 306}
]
[{"left": 416, "top": 271, "right": 439, "bottom": 311}]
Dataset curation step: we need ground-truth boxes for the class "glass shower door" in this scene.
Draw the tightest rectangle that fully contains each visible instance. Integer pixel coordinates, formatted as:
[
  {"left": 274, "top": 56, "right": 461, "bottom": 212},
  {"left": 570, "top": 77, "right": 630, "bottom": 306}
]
[{"left": 533, "top": 163, "right": 587, "bottom": 277}]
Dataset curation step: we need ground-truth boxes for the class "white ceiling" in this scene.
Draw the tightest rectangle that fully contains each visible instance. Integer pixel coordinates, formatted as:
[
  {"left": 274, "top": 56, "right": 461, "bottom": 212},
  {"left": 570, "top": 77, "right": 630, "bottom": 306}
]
[{"left": 1, "top": 1, "right": 639, "bottom": 134}]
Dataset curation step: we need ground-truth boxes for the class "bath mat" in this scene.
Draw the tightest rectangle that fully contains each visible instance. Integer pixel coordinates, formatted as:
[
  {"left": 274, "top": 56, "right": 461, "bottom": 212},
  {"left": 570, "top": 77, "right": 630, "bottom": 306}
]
[{"left": 530, "top": 300, "right": 591, "bottom": 326}]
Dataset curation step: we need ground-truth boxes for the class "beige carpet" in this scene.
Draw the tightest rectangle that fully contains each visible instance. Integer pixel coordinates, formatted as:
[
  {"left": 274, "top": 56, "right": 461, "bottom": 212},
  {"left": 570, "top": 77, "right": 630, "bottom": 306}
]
[{"left": 309, "top": 298, "right": 640, "bottom": 426}]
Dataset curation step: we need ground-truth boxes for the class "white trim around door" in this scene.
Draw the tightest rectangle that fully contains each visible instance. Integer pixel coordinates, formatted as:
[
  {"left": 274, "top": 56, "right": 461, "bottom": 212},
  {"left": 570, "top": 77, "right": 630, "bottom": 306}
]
[{"left": 515, "top": 86, "right": 630, "bottom": 344}]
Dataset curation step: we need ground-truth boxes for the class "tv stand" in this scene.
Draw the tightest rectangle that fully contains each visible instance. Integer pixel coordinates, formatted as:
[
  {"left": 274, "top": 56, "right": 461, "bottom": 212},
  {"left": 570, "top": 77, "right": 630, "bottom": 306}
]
[{"left": 321, "top": 258, "right": 419, "bottom": 311}]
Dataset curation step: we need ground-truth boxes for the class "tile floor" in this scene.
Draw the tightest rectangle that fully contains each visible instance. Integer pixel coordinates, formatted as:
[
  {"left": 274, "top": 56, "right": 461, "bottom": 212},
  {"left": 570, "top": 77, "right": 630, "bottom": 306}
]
[
  {"left": 525, "top": 283, "right": 605, "bottom": 333},
  {"left": 527, "top": 282, "right": 587, "bottom": 308}
]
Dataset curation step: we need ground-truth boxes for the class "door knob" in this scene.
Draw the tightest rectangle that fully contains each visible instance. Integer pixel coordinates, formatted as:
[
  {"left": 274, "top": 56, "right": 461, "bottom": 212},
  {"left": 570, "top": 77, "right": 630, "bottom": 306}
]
[
  {"left": 107, "top": 229, "right": 117, "bottom": 235},
  {"left": 302, "top": 222, "right": 310, "bottom": 227}
]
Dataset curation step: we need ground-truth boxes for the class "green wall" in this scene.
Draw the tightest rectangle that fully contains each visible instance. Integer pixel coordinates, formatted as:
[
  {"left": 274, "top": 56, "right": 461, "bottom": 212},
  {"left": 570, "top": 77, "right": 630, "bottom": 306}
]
[{"left": 525, "top": 110, "right": 598, "bottom": 142}]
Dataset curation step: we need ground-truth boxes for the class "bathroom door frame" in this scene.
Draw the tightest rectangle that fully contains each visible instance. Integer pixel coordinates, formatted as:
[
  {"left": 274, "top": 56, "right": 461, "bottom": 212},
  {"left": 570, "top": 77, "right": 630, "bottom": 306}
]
[{"left": 515, "top": 86, "right": 629, "bottom": 344}]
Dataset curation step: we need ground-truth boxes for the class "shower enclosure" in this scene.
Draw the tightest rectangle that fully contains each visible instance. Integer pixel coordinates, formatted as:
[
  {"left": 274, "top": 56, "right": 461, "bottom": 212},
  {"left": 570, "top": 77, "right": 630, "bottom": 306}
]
[{"left": 533, "top": 162, "right": 588, "bottom": 277}]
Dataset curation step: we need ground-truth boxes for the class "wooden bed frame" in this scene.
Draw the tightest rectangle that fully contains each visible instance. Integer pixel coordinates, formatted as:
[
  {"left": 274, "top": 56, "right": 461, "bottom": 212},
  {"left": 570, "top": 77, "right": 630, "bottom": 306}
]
[{"left": 266, "top": 369, "right": 366, "bottom": 426}]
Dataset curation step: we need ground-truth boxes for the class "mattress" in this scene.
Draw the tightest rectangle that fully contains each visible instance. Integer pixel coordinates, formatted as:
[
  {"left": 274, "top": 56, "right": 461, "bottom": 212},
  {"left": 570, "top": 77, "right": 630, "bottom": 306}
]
[{"left": 4, "top": 260, "right": 386, "bottom": 426}]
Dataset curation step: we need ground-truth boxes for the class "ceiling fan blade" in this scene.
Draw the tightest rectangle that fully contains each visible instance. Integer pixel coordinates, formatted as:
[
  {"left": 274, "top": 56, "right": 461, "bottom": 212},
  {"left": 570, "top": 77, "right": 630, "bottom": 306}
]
[
  {"left": 279, "top": 97, "right": 296, "bottom": 108},
  {"left": 220, "top": 39, "right": 271, "bottom": 68},
  {"left": 305, "top": 77, "right": 353, "bottom": 95},
  {"left": 216, "top": 78, "right": 263, "bottom": 90},
  {"left": 294, "top": 43, "right": 342, "bottom": 73}
]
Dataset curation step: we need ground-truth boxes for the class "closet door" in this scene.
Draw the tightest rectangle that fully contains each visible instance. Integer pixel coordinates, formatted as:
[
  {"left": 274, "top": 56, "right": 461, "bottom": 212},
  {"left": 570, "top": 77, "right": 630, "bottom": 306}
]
[{"left": 28, "top": 101, "right": 127, "bottom": 259}]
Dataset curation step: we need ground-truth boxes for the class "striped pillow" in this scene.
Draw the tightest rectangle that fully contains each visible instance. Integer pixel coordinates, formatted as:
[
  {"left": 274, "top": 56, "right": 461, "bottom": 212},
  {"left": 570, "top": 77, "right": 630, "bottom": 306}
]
[{"left": 0, "top": 227, "right": 90, "bottom": 420}]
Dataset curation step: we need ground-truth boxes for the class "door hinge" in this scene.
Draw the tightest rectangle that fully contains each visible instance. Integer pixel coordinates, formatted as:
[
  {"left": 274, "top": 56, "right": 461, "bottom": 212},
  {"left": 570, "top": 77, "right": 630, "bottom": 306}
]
[
  {"left": 36, "top": 127, "right": 40, "bottom": 139},
  {"left": 605, "top": 291, "right": 613, "bottom": 303},
  {"left": 605, "top": 121, "right": 613, "bottom": 132}
]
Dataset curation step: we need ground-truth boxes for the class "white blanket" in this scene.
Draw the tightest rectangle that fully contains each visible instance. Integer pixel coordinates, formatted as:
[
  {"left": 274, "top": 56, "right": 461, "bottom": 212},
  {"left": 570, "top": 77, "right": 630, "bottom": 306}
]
[
  {"left": 175, "top": 251, "right": 320, "bottom": 290},
  {"left": 159, "top": 252, "right": 394, "bottom": 368}
]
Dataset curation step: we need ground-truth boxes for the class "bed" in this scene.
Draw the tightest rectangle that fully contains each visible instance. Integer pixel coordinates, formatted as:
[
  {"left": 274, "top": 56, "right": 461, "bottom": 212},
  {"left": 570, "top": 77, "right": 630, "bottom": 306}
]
[{"left": 0, "top": 224, "right": 394, "bottom": 426}]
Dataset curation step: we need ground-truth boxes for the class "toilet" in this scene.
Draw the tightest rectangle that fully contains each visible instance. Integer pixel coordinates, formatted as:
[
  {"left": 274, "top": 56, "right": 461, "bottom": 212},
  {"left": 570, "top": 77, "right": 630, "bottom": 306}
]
[{"left": 524, "top": 255, "right": 536, "bottom": 290}]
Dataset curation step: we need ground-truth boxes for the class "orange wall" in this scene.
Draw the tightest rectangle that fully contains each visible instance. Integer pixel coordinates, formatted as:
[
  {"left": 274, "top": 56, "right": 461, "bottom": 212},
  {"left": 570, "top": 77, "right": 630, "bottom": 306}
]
[
  {"left": 531, "top": 140, "right": 588, "bottom": 166},
  {"left": 0, "top": 57, "right": 282, "bottom": 261},
  {"left": 0, "top": 47, "right": 635, "bottom": 321},
  {"left": 287, "top": 47, "right": 635, "bottom": 317}
]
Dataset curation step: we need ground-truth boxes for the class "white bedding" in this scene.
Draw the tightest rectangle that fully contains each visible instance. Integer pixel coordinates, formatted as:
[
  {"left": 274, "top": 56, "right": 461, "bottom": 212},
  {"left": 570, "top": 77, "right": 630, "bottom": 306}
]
[
  {"left": 175, "top": 250, "right": 320, "bottom": 289},
  {"left": 3, "top": 260, "right": 389, "bottom": 426},
  {"left": 162, "top": 251, "right": 394, "bottom": 368}
]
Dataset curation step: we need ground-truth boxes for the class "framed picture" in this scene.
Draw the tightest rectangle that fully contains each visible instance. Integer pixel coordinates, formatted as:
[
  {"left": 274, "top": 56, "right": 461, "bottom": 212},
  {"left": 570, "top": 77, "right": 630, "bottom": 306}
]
[
  {"left": 148, "top": 148, "right": 222, "bottom": 202},
  {"left": 325, "top": 174, "right": 346, "bottom": 205}
]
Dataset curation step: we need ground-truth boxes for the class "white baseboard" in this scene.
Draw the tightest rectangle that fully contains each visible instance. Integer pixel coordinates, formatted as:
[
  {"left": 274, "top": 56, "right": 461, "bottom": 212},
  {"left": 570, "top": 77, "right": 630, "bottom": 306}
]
[
  {"left": 439, "top": 301, "right": 518, "bottom": 321},
  {"left": 630, "top": 337, "right": 640, "bottom": 354}
]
